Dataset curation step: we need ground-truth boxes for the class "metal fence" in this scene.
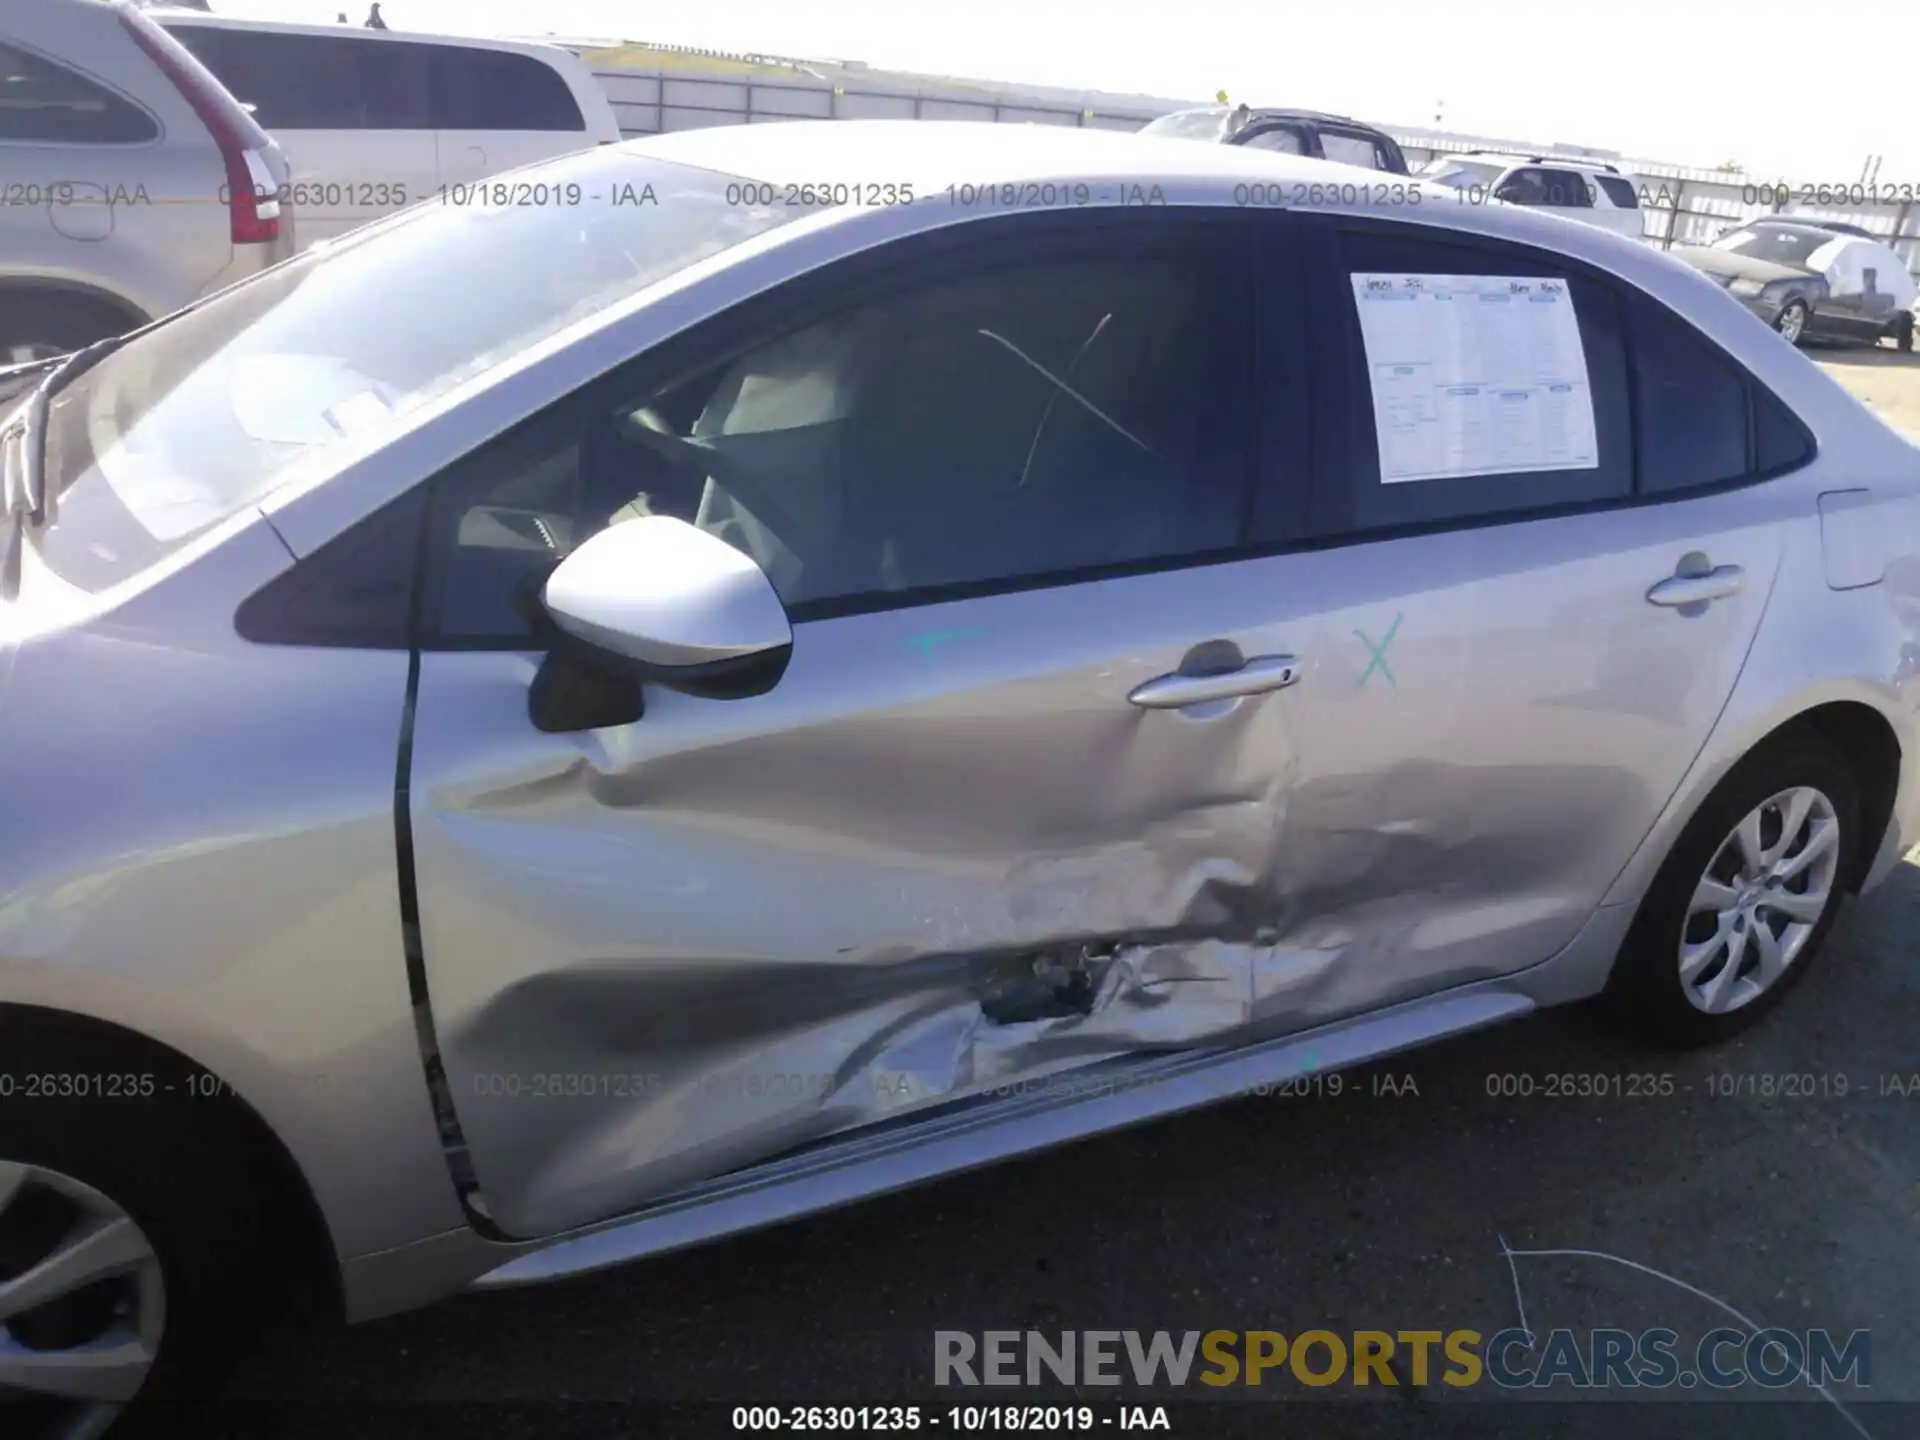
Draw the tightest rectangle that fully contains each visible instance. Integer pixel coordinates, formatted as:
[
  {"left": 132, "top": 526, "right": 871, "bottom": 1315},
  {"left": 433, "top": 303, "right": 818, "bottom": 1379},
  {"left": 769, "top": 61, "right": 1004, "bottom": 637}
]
[
  {"left": 582, "top": 60, "right": 1920, "bottom": 284},
  {"left": 1399, "top": 139, "right": 1920, "bottom": 283}
]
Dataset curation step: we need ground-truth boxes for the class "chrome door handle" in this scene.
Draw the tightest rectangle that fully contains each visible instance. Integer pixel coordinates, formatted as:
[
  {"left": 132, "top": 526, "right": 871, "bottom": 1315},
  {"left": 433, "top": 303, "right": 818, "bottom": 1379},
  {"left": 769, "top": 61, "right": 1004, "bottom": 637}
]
[
  {"left": 1646, "top": 565, "right": 1744, "bottom": 607},
  {"left": 1128, "top": 654, "right": 1301, "bottom": 709}
]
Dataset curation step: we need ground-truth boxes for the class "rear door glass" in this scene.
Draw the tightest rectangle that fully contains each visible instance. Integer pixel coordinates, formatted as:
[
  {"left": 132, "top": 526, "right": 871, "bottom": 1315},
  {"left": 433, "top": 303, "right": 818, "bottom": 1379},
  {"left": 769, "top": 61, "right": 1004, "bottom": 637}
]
[
  {"left": 0, "top": 42, "right": 156, "bottom": 143},
  {"left": 1594, "top": 175, "right": 1639, "bottom": 209},
  {"left": 433, "top": 47, "right": 584, "bottom": 132},
  {"left": 166, "top": 26, "right": 432, "bottom": 129}
]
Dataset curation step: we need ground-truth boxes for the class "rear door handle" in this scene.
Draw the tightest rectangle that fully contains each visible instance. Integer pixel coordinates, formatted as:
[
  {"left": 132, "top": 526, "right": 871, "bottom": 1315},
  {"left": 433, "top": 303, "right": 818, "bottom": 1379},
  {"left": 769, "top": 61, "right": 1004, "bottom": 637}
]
[
  {"left": 1647, "top": 564, "right": 1744, "bottom": 607},
  {"left": 1128, "top": 654, "right": 1302, "bottom": 709}
]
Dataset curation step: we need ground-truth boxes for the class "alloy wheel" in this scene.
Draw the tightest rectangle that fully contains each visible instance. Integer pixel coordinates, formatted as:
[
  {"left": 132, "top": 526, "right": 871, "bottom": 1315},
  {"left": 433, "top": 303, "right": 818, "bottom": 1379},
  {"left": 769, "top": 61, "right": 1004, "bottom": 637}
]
[
  {"left": 1678, "top": 785, "right": 1840, "bottom": 1014},
  {"left": 0, "top": 1161, "right": 165, "bottom": 1440},
  {"left": 1777, "top": 304, "right": 1806, "bottom": 344}
]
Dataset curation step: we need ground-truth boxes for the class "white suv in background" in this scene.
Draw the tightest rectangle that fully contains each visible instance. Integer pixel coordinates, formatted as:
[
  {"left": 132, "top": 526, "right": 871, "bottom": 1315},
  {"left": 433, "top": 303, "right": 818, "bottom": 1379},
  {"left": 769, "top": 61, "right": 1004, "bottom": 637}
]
[
  {"left": 0, "top": 0, "right": 295, "bottom": 362},
  {"left": 152, "top": 12, "right": 622, "bottom": 246},
  {"left": 1420, "top": 150, "right": 1647, "bottom": 241}
]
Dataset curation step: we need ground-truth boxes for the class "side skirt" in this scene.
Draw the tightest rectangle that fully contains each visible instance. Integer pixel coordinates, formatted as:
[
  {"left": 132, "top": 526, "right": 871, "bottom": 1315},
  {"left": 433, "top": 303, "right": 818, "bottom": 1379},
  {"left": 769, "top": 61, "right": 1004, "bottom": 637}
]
[{"left": 471, "top": 985, "right": 1532, "bottom": 1289}]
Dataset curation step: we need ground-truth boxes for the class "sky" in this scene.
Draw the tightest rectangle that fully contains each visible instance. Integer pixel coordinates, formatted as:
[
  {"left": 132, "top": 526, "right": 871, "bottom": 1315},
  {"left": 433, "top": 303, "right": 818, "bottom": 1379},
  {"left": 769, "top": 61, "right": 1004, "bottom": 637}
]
[{"left": 202, "top": 0, "right": 1911, "bottom": 180}]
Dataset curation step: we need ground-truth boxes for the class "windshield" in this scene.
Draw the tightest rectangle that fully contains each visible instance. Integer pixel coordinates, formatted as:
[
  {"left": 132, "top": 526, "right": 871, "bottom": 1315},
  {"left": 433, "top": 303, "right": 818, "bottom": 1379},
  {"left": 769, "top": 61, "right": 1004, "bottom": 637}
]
[
  {"left": 1419, "top": 158, "right": 1506, "bottom": 191},
  {"left": 1712, "top": 224, "right": 1826, "bottom": 267},
  {"left": 1138, "top": 108, "right": 1232, "bottom": 143},
  {"left": 33, "top": 147, "right": 805, "bottom": 593}
]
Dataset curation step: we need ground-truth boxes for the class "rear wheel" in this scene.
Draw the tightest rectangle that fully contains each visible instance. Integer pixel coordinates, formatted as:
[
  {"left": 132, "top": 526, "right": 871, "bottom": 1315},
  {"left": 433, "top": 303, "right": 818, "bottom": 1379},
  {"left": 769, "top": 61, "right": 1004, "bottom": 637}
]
[
  {"left": 1774, "top": 299, "right": 1809, "bottom": 345},
  {"left": 0, "top": 1027, "right": 296, "bottom": 1438},
  {"left": 1896, "top": 313, "right": 1915, "bottom": 353},
  {"left": 1603, "top": 733, "right": 1858, "bottom": 1047}
]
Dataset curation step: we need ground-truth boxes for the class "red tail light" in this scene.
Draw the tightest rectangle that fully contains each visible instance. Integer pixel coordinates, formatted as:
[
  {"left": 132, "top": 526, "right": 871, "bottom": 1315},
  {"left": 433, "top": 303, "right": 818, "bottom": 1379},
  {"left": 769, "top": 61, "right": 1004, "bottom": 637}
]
[{"left": 118, "top": 8, "right": 283, "bottom": 244}]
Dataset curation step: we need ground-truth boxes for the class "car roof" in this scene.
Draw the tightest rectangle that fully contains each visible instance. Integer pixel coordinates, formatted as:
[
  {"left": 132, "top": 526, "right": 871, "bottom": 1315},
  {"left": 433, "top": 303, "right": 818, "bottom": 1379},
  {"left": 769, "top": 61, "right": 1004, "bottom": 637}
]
[
  {"left": 1445, "top": 150, "right": 1621, "bottom": 174},
  {"left": 1752, "top": 216, "right": 1878, "bottom": 239},
  {"left": 142, "top": 8, "right": 578, "bottom": 60},
  {"left": 1180, "top": 104, "right": 1378, "bottom": 128},
  {"left": 630, "top": 118, "right": 1388, "bottom": 192}
]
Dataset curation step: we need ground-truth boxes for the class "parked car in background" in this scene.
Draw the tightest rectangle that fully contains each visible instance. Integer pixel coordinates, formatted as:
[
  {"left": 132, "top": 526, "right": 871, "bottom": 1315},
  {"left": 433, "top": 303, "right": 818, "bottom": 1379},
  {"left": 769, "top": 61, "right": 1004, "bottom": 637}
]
[
  {"left": 6, "top": 118, "right": 1920, "bottom": 1439},
  {"left": 1674, "top": 216, "right": 1918, "bottom": 350},
  {"left": 0, "top": 0, "right": 294, "bottom": 363},
  {"left": 152, "top": 11, "right": 622, "bottom": 246},
  {"left": 1139, "top": 104, "right": 1409, "bottom": 173},
  {"left": 1419, "top": 150, "right": 1645, "bottom": 240}
]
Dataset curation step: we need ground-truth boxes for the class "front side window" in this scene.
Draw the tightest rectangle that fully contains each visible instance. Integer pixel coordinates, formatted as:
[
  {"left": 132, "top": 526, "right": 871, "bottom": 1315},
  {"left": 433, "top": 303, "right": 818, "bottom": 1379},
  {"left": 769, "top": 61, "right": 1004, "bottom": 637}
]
[
  {"left": 1239, "top": 126, "right": 1306, "bottom": 156},
  {"left": 0, "top": 42, "right": 156, "bottom": 144},
  {"left": 32, "top": 149, "right": 803, "bottom": 593},
  {"left": 430, "top": 251, "right": 1243, "bottom": 639},
  {"left": 1319, "top": 130, "right": 1390, "bottom": 171}
]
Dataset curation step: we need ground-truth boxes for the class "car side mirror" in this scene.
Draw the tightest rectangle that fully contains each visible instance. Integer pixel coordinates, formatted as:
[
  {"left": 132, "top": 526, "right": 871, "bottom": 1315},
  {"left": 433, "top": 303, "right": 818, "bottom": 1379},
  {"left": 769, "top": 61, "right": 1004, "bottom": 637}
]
[{"left": 541, "top": 515, "right": 792, "bottom": 701}]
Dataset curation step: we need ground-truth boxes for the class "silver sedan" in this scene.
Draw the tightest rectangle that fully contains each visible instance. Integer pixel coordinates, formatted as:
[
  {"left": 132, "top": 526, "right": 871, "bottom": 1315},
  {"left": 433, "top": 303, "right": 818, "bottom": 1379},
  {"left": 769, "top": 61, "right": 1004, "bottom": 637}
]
[{"left": 4, "top": 121, "right": 1920, "bottom": 1437}]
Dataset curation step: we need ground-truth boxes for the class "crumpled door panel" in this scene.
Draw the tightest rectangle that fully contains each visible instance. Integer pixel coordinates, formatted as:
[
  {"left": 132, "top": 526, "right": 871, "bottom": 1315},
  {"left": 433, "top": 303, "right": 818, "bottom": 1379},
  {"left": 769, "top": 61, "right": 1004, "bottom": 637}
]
[{"left": 409, "top": 573, "right": 1329, "bottom": 1240}]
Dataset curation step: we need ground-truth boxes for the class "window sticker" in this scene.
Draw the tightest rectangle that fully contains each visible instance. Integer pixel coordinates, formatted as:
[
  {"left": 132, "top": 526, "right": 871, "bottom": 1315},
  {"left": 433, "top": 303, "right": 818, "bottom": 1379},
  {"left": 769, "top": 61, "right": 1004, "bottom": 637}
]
[{"left": 1351, "top": 274, "right": 1599, "bottom": 483}]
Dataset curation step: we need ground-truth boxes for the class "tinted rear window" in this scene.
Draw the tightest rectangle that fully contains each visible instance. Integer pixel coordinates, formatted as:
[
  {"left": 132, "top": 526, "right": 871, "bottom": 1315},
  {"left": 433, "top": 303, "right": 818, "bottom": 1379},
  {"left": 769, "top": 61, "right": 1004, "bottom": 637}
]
[
  {"left": 1594, "top": 175, "right": 1639, "bottom": 209},
  {"left": 435, "top": 47, "right": 584, "bottom": 131},
  {"left": 0, "top": 41, "right": 157, "bottom": 143},
  {"left": 166, "top": 25, "right": 433, "bottom": 129},
  {"left": 1621, "top": 288, "right": 1815, "bottom": 492},
  {"left": 1626, "top": 292, "right": 1748, "bottom": 493}
]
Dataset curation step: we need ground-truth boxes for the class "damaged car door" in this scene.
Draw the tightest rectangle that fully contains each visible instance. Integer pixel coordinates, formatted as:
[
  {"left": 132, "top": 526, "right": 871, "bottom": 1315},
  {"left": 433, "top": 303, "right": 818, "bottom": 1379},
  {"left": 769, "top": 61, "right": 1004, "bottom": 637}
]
[
  {"left": 1248, "top": 215, "right": 1787, "bottom": 1009},
  {"left": 403, "top": 214, "right": 1329, "bottom": 1239}
]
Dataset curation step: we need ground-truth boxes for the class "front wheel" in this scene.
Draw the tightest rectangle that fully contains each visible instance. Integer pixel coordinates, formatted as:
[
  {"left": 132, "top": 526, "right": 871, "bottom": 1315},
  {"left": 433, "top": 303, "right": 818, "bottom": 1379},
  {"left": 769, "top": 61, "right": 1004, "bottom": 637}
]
[
  {"left": 1603, "top": 733, "right": 1858, "bottom": 1048},
  {"left": 1773, "top": 299, "right": 1810, "bottom": 346},
  {"left": 0, "top": 1031, "right": 289, "bottom": 1438},
  {"left": 1896, "top": 313, "right": 1914, "bottom": 353}
]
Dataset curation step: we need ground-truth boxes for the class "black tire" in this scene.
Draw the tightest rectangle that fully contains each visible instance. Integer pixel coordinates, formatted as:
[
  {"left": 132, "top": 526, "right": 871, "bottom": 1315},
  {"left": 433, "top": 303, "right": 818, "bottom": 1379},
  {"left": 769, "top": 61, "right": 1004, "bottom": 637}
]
[
  {"left": 1602, "top": 732, "right": 1859, "bottom": 1048},
  {"left": 0, "top": 292, "right": 134, "bottom": 366},
  {"left": 0, "top": 1019, "right": 297, "bottom": 1438},
  {"left": 1898, "top": 314, "right": 1915, "bottom": 354},
  {"left": 1773, "top": 299, "right": 1810, "bottom": 346}
]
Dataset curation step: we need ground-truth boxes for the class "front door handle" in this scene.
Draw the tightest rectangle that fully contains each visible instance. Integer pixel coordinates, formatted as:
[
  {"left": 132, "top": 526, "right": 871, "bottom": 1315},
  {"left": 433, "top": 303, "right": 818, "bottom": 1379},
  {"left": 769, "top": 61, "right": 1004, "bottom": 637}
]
[
  {"left": 1646, "top": 564, "right": 1744, "bottom": 607},
  {"left": 1128, "top": 654, "right": 1302, "bottom": 709}
]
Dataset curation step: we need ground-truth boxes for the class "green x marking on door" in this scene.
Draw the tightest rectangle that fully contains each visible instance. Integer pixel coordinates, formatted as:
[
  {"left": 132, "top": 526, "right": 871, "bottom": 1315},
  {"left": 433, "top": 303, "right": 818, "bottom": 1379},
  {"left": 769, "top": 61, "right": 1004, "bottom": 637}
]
[
  {"left": 1354, "top": 612, "right": 1403, "bottom": 690},
  {"left": 907, "top": 627, "right": 989, "bottom": 658}
]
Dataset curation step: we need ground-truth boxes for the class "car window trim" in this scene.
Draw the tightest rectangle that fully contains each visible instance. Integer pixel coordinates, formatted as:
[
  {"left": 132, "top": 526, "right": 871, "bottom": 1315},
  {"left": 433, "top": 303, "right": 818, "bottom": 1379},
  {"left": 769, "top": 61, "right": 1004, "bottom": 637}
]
[{"left": 406, "top": 207, "right": 1266, "bottom": 651}]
